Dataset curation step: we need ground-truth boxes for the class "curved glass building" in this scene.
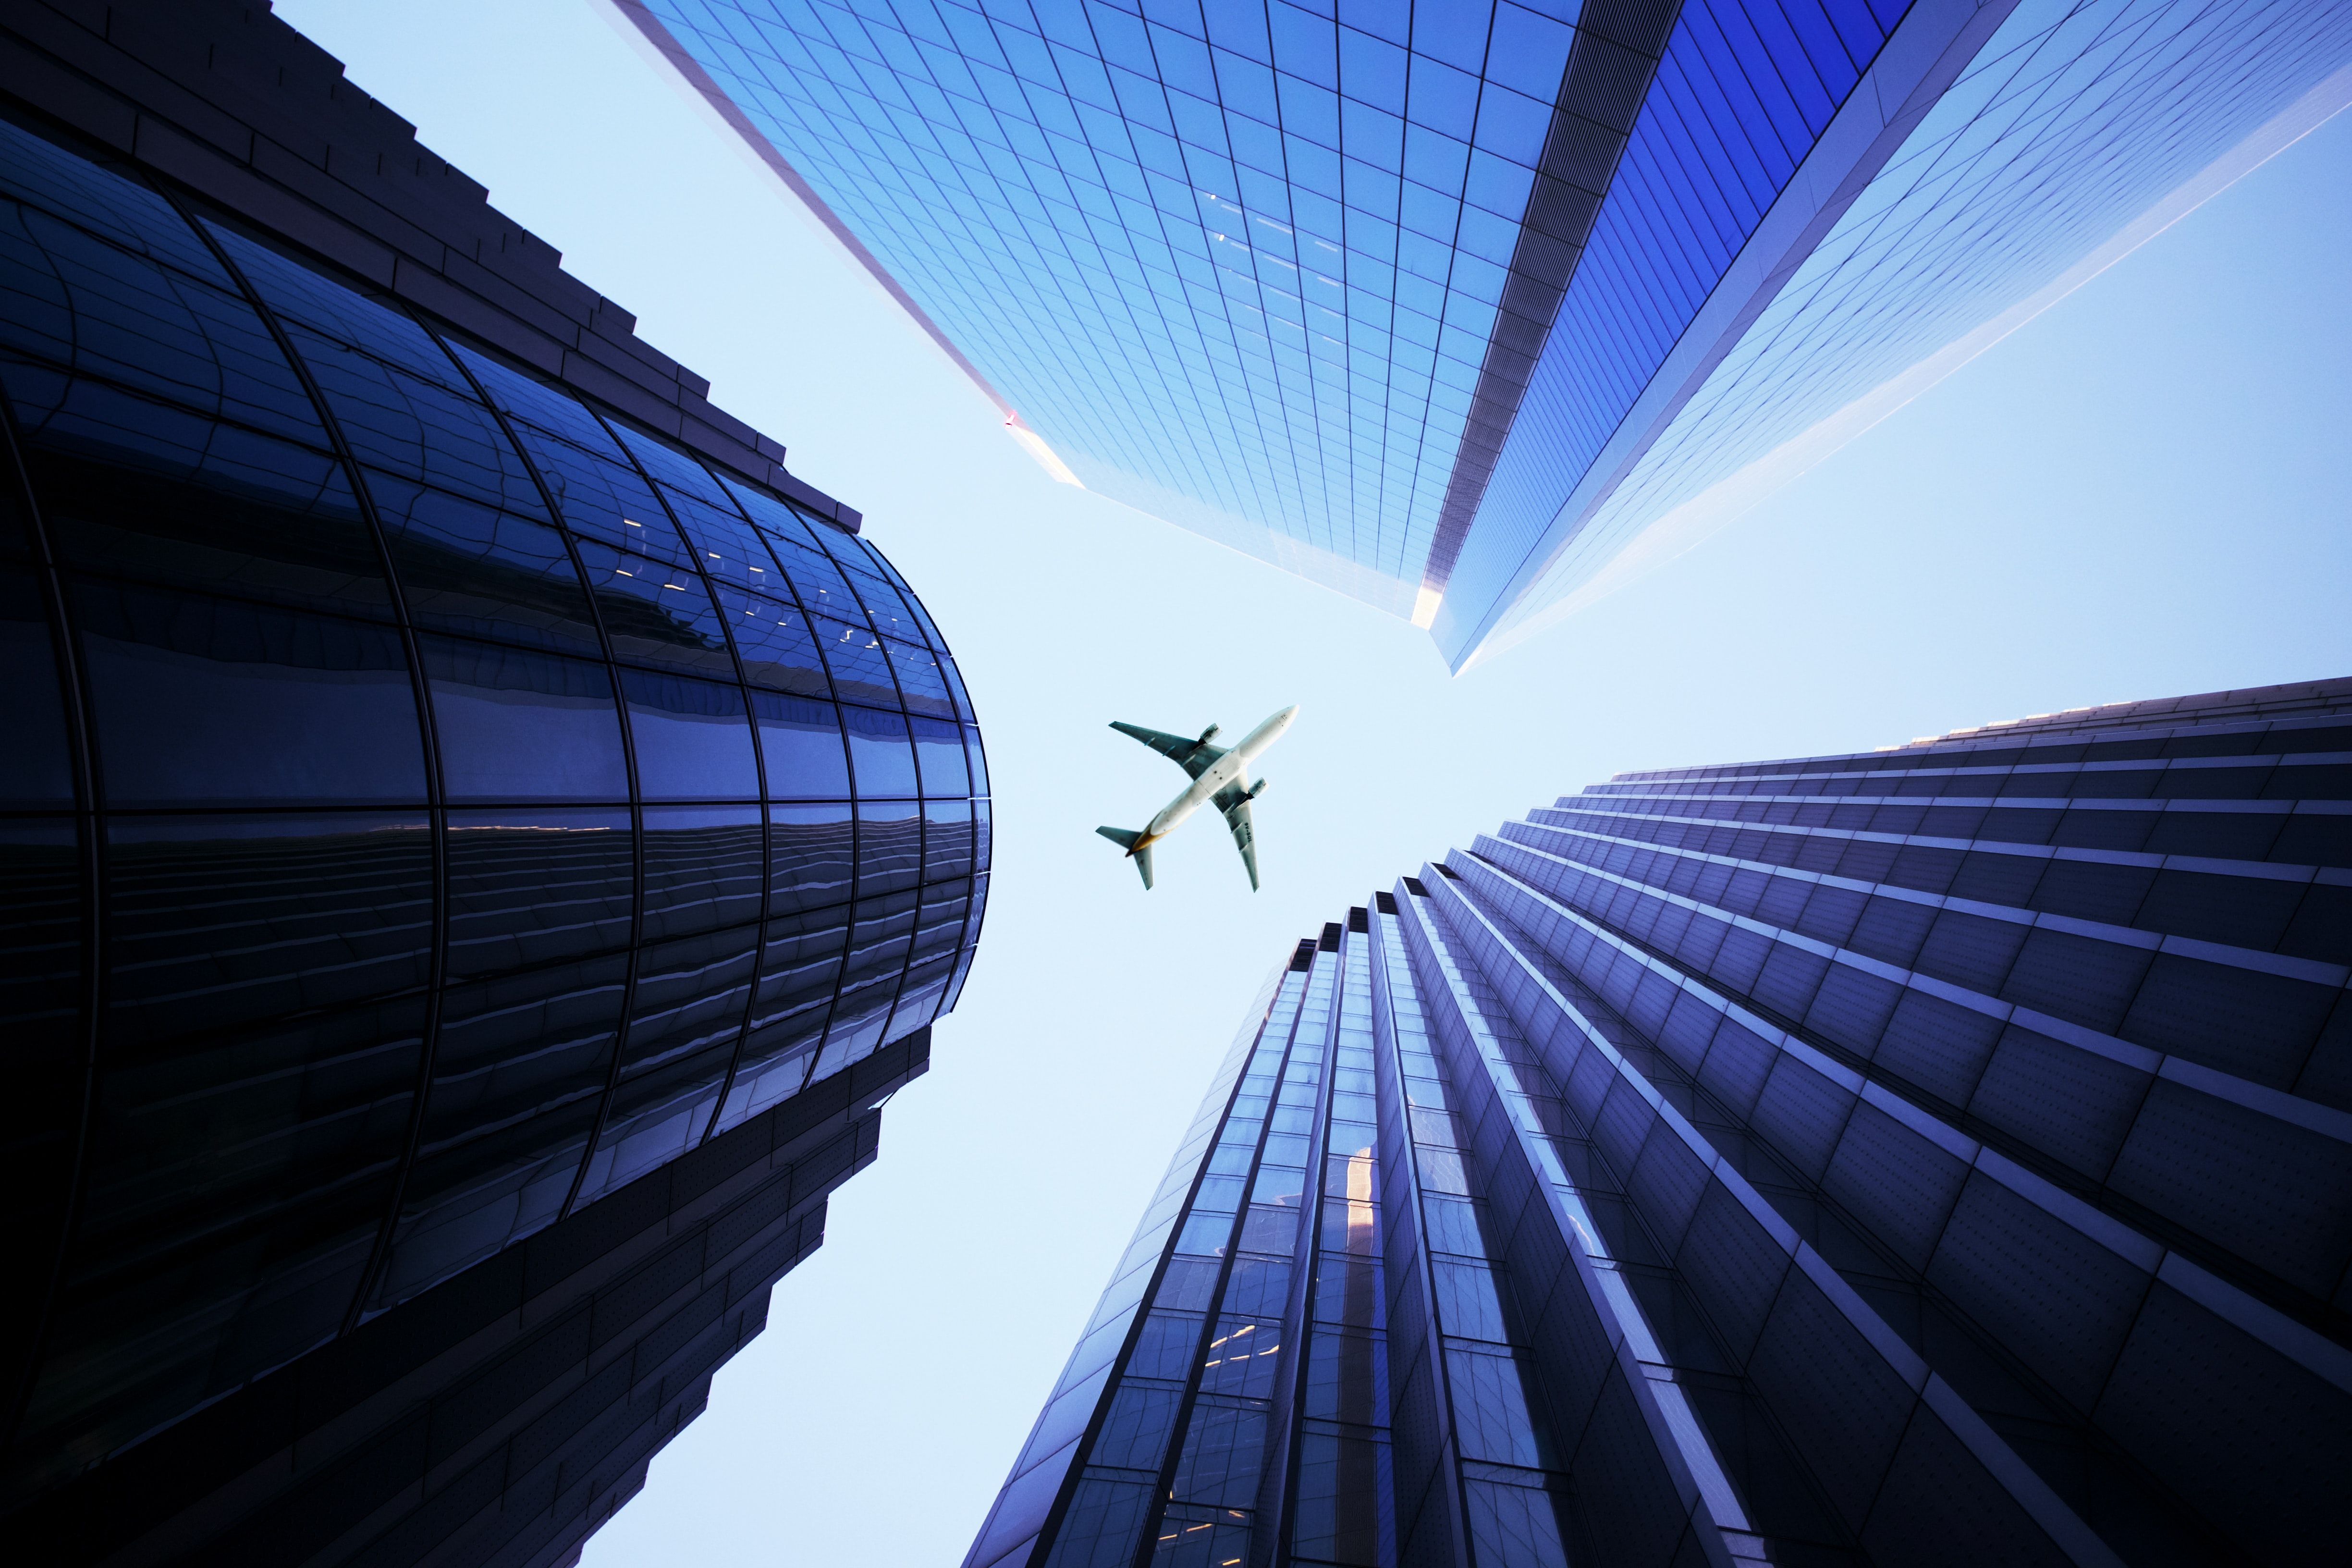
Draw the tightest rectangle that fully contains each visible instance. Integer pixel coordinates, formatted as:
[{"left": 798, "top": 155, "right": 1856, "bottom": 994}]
[
  {"left": 0, "top": 15, "right": 986, "bottom": 1559},
  {"left": 613, "top": 0, "right": 2352, "bottom": 668},
  {"left": 969, "top": 678, "right": 2351, "bottom": 1568}
]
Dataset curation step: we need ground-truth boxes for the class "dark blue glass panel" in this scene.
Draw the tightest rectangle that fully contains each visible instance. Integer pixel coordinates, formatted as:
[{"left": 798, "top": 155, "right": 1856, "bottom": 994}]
[
  {"left": 641, "top": 803, "right": 764, "bottom": 940},
  {"left": 443, "top": 807, "right": 636, "bottom": 978},
  {"left": 572, "top": 538, "right": 735, "bottom": 675},
  {"left": 845, "top": 704, "right": 920, "bottom": 797},
  {"left": 813, "top": 614, "right": 899, "bottom": 707},
  {"left": 720, "top": 586, "right": 831, "bottom": 696},
  {"left": 754, "top": 691, "right": 853, "bottom": 798},
  {"left": 74, "top": 582, "right": 427, "bottom": 807},
  {"left": 885, "top": 635, "right": 956, "bottom": 718},
  {"left": 718, "top": 909, "right": 845, "bottom": 1130},
  {"left": 609, "top": 420, "right": 737, "bottom": 510},
  {"left": 208, "top": 225, "right": 461, "bottom": 388},
  {"left": 857, "top": 798, "right": 924, "bottom": 900},
  {"left": 502, "top": 422, "right": 694, "bottom": 565},
  {"left": 420, "top": 636, "right": 630, "bottom": 804},
  {"left": 770, "top": 801, "right": 856, "bottom": 916},
  {"left": 620, "top": 668, "right": 761, "bottom": 801},
  {"left": 911, "top": 714, "right": 972, "bottom": 798},
  {"left": 284, "top": 325, "right": 543, "bottom": 516},
  {"left": 363, "top": 471, "right": 600, "bottom": 655},
  {"left": 0, "top": 569, "right": 74, "bottom": 806},
  {"left": 370, "top": 953, "right": 627, "bottom": 1305},
  {"left": 0, "top": 118, "right": 226, "bottom": 285}
]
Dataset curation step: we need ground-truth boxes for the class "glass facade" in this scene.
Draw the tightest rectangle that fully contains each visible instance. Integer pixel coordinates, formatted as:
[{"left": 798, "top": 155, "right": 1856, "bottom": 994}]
[
  {"left": 968, "top": 677, "right": 2352, "bottom": 1568},
  {"left": 0, "top": 107, "right": 987, "bottom": 1509},
  {"left": 622, "top": 0, "right": 2352, "bottom": 666}
]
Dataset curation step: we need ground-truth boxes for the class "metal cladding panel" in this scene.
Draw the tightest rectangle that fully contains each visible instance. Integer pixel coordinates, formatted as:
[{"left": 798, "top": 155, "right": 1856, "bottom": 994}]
[
  {"left": 973, "top": 678, "right": 2352, "bottom": 1567},
  {"left": 0, "top": 101, "right": 986, "bottom": 1561}
]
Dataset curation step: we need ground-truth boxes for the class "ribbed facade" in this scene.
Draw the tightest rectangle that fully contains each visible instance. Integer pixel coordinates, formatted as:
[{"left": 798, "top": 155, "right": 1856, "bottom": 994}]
[
  {"left": 0, "top": 5, "right": 987, "bottom": 1561},
  {"left": 968, "top": 678, "right": 2350, "bottom": 1568}
]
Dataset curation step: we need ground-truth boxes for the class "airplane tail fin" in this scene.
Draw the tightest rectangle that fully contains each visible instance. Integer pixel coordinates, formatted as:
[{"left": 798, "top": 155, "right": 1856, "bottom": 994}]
[{"left": 1095, "top": 826, "right": 1154, "bottom": 890}]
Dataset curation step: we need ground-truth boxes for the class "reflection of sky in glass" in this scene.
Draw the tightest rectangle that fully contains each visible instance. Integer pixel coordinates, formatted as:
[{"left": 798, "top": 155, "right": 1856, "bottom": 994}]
[
  {"left": 646, "top": 0, "right": 2352, "bottom": 664},
  {"left": 1462, "top": 0, "right": 2352, "bottom": 665}
]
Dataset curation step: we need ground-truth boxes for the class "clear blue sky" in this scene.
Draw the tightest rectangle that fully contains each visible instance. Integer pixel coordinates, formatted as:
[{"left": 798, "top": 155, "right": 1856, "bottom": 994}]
[{"left": 280, "top": 3, "right": 2352, "bottom": 1561}]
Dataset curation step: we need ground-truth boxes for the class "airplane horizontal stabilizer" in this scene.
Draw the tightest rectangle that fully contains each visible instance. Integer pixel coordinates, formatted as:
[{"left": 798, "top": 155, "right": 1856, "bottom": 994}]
[{"left": 1095, "top": 825, "right": 1154, "bottom": 890}]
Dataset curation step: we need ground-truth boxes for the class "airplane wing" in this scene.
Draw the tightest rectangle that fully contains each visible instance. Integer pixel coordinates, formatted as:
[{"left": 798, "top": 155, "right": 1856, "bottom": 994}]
[
  {"left": 1111, "top": 720, "right": 1225, "bottom": 780},
  {"left": 1212, "top": 780, "right": 1260, "bottom": 891}
]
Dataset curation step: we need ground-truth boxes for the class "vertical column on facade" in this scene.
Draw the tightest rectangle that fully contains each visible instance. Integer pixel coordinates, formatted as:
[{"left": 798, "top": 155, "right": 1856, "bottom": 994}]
[
  {"left": 1394, "top": 874, "right": 1763, "bottom": 1567},
  {"left": 962, "top": 964, "right": 1298, "bottom": 1568},
  {"left": 1443, "top": 839, "right": 2350, "bottom": 1564},
  {"left": 1274, "top": 908, "right": 1397, "bottom": 1568},
  {"left": 1368, "top": 885, "right": 1587, "bottom": 1568},
  {"left": 1133, "top": 929, "right": 1340, "bottom": 1566},
  {"left": 1412, "top": 863, "right": 2119, "bottom": 1568}
]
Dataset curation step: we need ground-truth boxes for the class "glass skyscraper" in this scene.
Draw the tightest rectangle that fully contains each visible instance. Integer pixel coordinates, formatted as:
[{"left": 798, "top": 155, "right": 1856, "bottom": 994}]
[
  {"left": 615, "top": 0, "right": 2352, "bottom": 667},
  {"left": 968, "top": 677, "right": 2351, "bottom": 1568},
  {"left": 0, "top": 4, "right": 986, "bottom": 1562}
]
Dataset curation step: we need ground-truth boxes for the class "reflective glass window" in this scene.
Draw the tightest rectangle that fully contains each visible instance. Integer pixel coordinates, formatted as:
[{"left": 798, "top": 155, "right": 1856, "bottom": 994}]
[
  {"left": 0, "top": 118, "right": 226, "bottom": 283},
  {"left": 102, "top": 810, "right": 433, "bottom": 1043},
  {"left": 723, "top": 588, "right": 830, "bottom": 697},
  {"left": 572, "top": 537, "right": 735, "bottom": 674},
  {"left": 420, "top": 636, "right": 629, "bottom": 804},
  {"left": 911, "top": 714, "right": 972, "bottom": 798},
  {"left": 15, "top": 394, "right": 390, "bottom": 620},
  {"left": 620, "top": 668, "right": 760, "bottom": 801},
  {"left": 771, "top": 801, "right": 855, "bottom": 915},
  {"left": 642, "top": 803, "right": 764, "bottom": 939},
  {"left": 923, "top": 799, "right": 976, "bottom": 883},
  {"left": 968, "top": 726, "right": 992, "bottom": 797},
  {"left": 208, "top": 225, "right": 461, "bottom": 387},
  {"left": 453, "top": 341, "right": 630, "bottom": 459},
  {"left": 0, "top": 199, "right": 322, "bottom": 445},
  {"left": 364, "top": 471, "right": 599, "bottom": 655},
  {"left": 444, "top": 807, "right": 635, "bottom": 978},
  {"left": 761, "top": 531, "right": 864, "bottom": 623},
  {"left": 371, "top": 953, "right": 626, "bottom": 1304},
  {"left": 844, "top": 704, "right": 919, "bottom": 797},
  {"left": 74, "top": 582, "right": 426, "bottom": 807},
  {"left": 0, "top": 569, "right": 74, "bottom": 805},
  {"left": 21, "top": 991, "right": 423, "bottom": 1470},
  {"left": 755, "top": 691, "right": 852, "bottom": 797},
  {"left": 974, "top": 800, "right": 993, "bottom": 873},
  {"left": 609, "top": 420, "right": 736, "bottom": 510},
  {"left": 665, "top": 490, "right": 778, "bottom": 595},
  {"left": 579, "top": 926, "right": 757, "bottom": 1202},
  {"left": 813, "top": 613, "right": 898, "bottom": 707},
  {"left": 283, "top": 326, "right": 542, "bottom": 514},
  {"left": 857, "top": 798, "right": 924, "bottom": 900},
  {"left": 885, "top": 637, "right": 955, "bottom": 719},
  {"left": 721, "top": 908, "right": 848, "bottom": 1130},
  {"left": 504, "top": 422, "right": 692, "bottom": 564}
]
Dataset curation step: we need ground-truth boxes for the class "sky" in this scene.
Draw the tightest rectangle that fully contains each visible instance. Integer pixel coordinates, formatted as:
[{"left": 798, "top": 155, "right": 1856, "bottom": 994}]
[{"left": 277, "top": 3, "right": 2352, "bottom": 1561}]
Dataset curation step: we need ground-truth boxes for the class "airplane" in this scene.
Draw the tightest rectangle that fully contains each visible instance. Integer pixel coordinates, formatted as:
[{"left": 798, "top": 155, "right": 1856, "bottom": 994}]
[{"left": 1097, "top": 705, "right": 1299, "bottom": 891}]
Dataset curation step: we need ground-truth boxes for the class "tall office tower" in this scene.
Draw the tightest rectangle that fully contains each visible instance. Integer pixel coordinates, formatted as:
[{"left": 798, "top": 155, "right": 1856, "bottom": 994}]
[
  {"left": 616, "top": 0, "right": 2352, "bottom": 668},
  {"left": 969, "top": 678, "right": 2351, "bottom": 1568},
  {"left": 0, "top": 4, "right": 988, "bottom": 1564}
]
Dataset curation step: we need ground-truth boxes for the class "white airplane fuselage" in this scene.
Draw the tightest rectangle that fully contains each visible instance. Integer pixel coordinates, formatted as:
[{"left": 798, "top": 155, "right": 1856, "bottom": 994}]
[{"left": 1136, "top": 705, "right": 1298, "bottom": 851}]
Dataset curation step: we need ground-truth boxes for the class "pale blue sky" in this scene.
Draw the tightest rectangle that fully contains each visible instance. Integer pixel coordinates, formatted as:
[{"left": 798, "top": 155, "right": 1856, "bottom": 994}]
[{"left": 279, "top": 3, "right": 2352, "bottom": 1560}]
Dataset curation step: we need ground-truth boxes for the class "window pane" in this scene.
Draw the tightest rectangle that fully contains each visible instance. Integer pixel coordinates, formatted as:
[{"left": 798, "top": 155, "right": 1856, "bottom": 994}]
[
  {"left": 504, "top": 422, "right": 691, "bottom": 564},
  {"left": 572, "top": 537, "right": 734, "bottom": 674},
  {"left": 621, "top": 668, "right": 760, "bottom": 800},
  {"left": 0, "top": 570, "right": 74, "bottom": 805},
  {"left": 422, "top": 637, "right": 629, "bottom": 803},
  {"left": 813, "top": 614, "right": 896, "bottom": 706},
  {"left": 719, "top": 908, "right": 847, "bottom": 1131},
  {"left": 911, "top": 714, "right": 971, "bottom": 797},
  {"left": 886, "top": 636, "right": 955, "bottom": 718},
  {"left": 285, "top": 325, "right": 541, "bottom": 514},
  {"left": 721, "top": 586, "right": 830, "bottom": 697},
  {"left": 444, "top": 807, "right": 634, "bottom": 978},
  {"left": 923, "top": 799, "right": 975, "bottom": 883},
  {"left": 844, "top": 704, "right": 918, "bottom": 796},
  {"left": 857, "top": 798, "right": 923, "bottom": 899},
  {"left": 642, "top": 803, "right": 764, "bottom": 940},
  {"left": 365, "top": 471, "right": 599, "bottom": 654},
  {"left": 74, "top": 582, "right": 426, "bottom": 807},
  {"left": 755, "top": 692, "right": 851, "bottom": 797},
  {"left": 370, "top": 954, "right": 626, "bottom": 1306},
  {"left": 771, "top": 801, "right": 855, "bottom": 915}
]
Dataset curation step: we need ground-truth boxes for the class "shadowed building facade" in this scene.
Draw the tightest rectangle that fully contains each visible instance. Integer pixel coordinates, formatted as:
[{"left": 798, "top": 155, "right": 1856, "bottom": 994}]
[
  {"left": 613, "top": 0, "right": 2352, "bottom": 667},
  {"left": 968, "top": 678, "right": 2350, "bottom": 1568},
  {"left": 0, "top": 3, "right": 987, "bottom": 1563}
]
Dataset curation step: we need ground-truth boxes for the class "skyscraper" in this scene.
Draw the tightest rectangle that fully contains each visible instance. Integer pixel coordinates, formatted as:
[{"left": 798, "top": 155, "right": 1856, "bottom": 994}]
[
  {"left": 0, "top": 3, "right": 987, "bottom": 1562},
  {"left": 968, "top": 677, "right": 2351, "bottom": 1568},
  {"left": 613, "top": 0, "right": 2352, "bottom": 667}
]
